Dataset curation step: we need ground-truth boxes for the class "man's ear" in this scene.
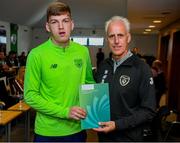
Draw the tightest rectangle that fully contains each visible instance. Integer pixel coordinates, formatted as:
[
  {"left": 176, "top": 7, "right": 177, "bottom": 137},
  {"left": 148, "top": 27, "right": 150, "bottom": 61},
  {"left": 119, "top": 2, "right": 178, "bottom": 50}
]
[
  {"left": 71, "top": 20, "right": 74, "bottom": 31},
  {"left": 127, "top": 33, "right": 131, "bottom": 43},
  {"left": 106, "top": 36, "right": 109, "bottom": 43},
  {"left": 45, "top": 22, "right": 50, "bottom": 32}
]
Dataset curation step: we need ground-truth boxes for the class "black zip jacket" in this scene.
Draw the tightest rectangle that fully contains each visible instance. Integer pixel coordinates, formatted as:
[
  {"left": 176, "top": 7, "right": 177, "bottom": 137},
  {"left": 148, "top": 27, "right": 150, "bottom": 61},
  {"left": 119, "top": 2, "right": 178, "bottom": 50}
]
[{"left": 95, "top": 55, "right": 156, "bottom": 141}]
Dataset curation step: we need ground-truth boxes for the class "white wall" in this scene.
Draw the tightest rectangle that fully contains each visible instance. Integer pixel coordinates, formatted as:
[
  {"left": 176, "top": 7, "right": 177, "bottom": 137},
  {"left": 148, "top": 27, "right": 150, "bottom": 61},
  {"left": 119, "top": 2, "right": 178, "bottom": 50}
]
[
  {"left": 17, "top": 25, "right": 33, "bottom": 56},
  {"left": 31, "top": 28, "right": 49, "bottom": 48},
  {"left": 130, "top": 34, "right": 158, "bottom": 57}
]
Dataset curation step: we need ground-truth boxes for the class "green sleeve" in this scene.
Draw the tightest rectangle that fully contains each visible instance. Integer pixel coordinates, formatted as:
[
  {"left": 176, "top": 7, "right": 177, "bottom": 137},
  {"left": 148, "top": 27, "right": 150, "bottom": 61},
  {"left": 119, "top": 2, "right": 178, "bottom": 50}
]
[
  {"left": 24, "top": 51, "right": 69, "bottom": 119},
  {"left": 85, "top": 48, "right": 95, "bottom": 84}
]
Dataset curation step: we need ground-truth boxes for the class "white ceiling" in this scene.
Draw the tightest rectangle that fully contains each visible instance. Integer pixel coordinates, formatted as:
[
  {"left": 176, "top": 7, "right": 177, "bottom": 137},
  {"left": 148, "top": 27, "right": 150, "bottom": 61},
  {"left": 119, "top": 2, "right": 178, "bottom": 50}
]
[{"left": 0, "top": 0, "right": 179, "bottom": 34}]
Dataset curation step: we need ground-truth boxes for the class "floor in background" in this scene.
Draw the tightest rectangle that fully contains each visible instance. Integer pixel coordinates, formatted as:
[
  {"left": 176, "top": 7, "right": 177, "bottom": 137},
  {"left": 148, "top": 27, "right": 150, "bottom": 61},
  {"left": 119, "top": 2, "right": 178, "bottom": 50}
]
[{"left": 0, "top": 109, "right": 35, "bottom": 142}]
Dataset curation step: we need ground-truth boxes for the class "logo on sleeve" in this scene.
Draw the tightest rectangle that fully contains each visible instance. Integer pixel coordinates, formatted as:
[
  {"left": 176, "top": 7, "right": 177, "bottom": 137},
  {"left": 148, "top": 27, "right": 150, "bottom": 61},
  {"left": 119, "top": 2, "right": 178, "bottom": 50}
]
[
  {"left": 119, "top": 75, "right": 130, "bottom": 86},
  {"left": 150, "top": 77, "right": 154, "bottom": 85},
  {"left": 74, "top": 59, "right": 82, "bottom": 68}
]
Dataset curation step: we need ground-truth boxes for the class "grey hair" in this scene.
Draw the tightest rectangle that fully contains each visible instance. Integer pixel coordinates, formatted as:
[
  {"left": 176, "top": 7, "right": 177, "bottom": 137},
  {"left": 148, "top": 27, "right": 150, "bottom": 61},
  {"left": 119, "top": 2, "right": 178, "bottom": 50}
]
[{"left": 105, "top": 16, "right": 130, "bottom": 34}]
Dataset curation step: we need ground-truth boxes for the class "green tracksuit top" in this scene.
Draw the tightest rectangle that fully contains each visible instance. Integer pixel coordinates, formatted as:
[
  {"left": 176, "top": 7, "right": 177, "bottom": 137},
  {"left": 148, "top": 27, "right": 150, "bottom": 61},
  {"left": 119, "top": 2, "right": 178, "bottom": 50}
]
[{"left": 24, "top": 39, "right": 95, "bottom": 136}]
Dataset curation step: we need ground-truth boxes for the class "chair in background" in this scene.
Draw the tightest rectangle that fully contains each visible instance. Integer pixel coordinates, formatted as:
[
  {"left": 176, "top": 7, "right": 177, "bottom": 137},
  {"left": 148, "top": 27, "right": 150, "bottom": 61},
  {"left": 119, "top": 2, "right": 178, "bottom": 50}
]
[
  {"left": 152, "top": 106, "right": 180, "bottom": 142},
  {"left": 7, "top": 76, "right": 17, "bottom": 96},
  {"left": 0, "top": 76, "right": 7, "bottom": 85},
  {"left": 163, "top": 110, "right": 180, "bottom": 141},
  {"left": 15, "top": 66, "right": 25, "bottom": 90},
  {"left": 7, "top": 76, "right": 23, "bottom": 98},
  {"left": 0, "top": 79, "right": 18, "bottom": 109}
]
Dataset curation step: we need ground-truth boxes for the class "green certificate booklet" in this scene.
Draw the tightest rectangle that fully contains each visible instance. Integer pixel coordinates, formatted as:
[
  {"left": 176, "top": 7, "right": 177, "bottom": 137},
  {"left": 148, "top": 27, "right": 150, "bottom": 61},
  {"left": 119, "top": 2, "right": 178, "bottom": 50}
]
[{"left": 79, "top": 83, "right": 110, "bottom": 129}]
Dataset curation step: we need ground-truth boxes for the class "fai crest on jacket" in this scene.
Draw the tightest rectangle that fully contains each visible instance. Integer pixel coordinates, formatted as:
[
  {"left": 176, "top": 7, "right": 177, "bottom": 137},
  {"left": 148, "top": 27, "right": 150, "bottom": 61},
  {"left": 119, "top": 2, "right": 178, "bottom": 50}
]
[
  {"left": 119, "top": 75, "right": 130, "bottom": 86},
  {"left": 74, "top": 59, "right": 82, "bottom": 68}
]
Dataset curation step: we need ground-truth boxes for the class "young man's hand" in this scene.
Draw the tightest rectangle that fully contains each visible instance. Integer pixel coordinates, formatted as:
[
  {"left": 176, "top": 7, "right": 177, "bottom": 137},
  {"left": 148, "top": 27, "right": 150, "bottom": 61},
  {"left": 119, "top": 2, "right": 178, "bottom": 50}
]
[{"left": 69, "top": 106, "right": 86, "bottom": 120}]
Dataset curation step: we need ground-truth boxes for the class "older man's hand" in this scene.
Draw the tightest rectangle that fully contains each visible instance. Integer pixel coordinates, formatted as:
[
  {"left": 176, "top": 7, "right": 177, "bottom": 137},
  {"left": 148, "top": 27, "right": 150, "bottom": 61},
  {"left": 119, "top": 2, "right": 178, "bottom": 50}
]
[{"left": 93, "top": 121, "right": 116, "bottom": 133}]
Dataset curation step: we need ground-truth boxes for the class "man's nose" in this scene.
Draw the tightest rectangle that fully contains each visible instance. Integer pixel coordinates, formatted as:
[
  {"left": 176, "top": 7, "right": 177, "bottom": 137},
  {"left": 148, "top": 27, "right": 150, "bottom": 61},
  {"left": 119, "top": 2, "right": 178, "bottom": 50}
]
[
  {"left": 58, "top": 22, "right": 64, "bottom": 29},
  {"left": 114, "top": 36, "right": 119, "bottom": 44}
]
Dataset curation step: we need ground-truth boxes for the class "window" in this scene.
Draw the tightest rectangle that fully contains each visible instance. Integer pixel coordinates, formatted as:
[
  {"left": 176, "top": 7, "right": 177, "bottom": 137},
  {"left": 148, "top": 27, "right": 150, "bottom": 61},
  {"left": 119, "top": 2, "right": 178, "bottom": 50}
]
[
  {"left": 89, "top": 37, "right": 104, "bottom": 46},
  {"left": 0, "top": 36, "right": 7, "bottom": 44},
  {"left": 72, "top": 37, "right": 88, "bottom": 45},
  {"left": 0, "top": 29, "right": 6, "bottom": 44},
  {"left": 71, "top": 36, "right": 104, "bottom": 47}
]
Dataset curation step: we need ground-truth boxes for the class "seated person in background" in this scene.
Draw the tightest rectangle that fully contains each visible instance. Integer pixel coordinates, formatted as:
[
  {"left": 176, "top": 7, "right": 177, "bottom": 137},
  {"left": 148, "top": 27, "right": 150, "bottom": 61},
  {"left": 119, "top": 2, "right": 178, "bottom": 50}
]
[
  {"left": 18, "top": 51, "right": 27, "bottom": 66},
  {"left": 152, "top": 60, "right": 167, "bottom": 108},
  {"left": 7, "top": 66, "right": 25, "bottom": 97},
  {"left": 6, "top": 51, "right": 19, "bottom": 67},
  {"left": 0, "top": 50, "right": 9, "bottom": 77}
]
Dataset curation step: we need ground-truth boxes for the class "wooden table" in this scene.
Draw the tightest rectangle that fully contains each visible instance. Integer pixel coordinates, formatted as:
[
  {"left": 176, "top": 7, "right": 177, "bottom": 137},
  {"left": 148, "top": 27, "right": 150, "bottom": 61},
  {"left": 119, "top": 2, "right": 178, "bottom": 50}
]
[
  {"left": 0, "top": 110, "right": 22, "bottom": 142},
  {"left": 8, "top": 101, "right": 31, "bottom": 111},
  {"left": 8, "top": 101, "right": 31, "bottom": 141}
]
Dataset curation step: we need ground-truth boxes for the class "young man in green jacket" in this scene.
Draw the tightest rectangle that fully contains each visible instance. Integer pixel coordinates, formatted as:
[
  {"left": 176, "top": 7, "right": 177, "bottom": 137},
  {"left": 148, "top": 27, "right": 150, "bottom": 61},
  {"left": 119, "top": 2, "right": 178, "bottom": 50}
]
[{"left": 24, "top": 1, "right": 94, "bottom": 142}]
